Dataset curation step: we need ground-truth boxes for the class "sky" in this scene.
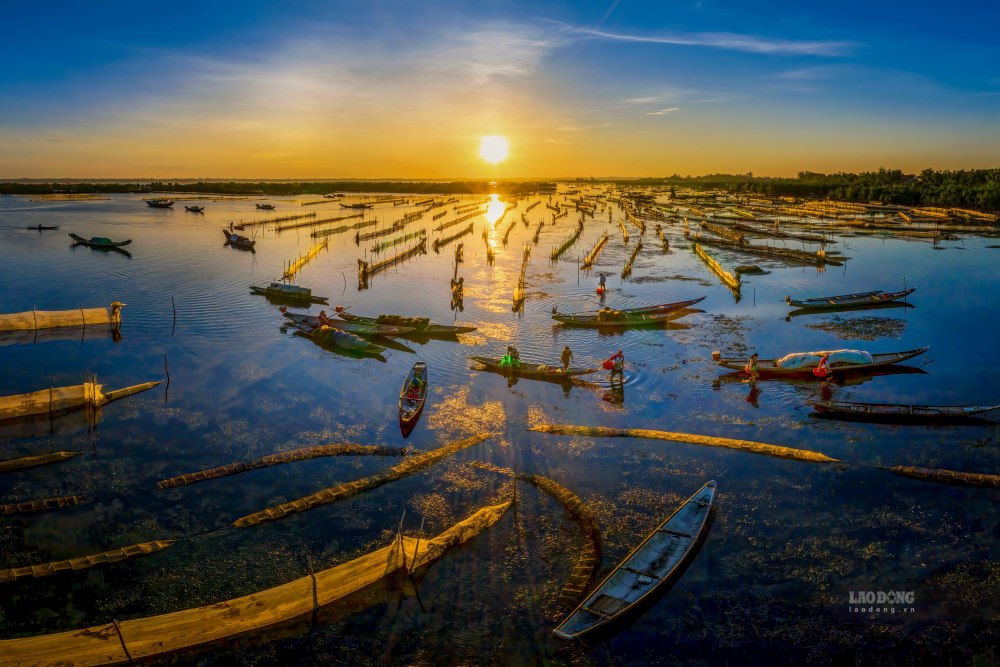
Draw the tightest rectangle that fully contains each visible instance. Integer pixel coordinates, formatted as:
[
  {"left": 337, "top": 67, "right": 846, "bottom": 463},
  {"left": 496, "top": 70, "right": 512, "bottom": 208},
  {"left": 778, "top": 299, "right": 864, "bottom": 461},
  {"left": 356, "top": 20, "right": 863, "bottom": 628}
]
[{"left": 0, "top": 0, "right": 997, "bottom": 179}]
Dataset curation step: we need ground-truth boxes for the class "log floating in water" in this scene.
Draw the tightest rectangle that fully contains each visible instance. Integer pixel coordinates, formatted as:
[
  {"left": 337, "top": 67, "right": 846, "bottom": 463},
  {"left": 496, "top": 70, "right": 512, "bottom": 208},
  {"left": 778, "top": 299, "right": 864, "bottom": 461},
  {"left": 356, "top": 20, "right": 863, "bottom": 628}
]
[
  {"left": 1, "top": 495, "right": 87, "bottom": 516},
  {"left": 233, "top": 433, "right": 494, "bottom": 527},
  {"left": 0, "top": 503, "right": 510, "bottom": 664},
  {"left": 0, "top": 451, "right": 84, "bottom": 473},
  {"left": 0, "top": 540, "right": 174, "bottom": 584},
  {"left": 528, "top": 424, "right": 838, "bottom": 463},
  {"left": 158, "top": 444, "right": 411, "bottom": 489}
]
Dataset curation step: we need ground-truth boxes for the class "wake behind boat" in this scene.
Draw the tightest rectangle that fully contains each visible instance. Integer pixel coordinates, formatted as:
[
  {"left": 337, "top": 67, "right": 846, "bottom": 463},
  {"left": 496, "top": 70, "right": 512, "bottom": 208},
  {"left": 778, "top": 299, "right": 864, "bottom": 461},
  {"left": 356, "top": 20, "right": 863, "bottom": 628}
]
[{"left": 554, "top": 480, "right": 717, "bottom": 640}]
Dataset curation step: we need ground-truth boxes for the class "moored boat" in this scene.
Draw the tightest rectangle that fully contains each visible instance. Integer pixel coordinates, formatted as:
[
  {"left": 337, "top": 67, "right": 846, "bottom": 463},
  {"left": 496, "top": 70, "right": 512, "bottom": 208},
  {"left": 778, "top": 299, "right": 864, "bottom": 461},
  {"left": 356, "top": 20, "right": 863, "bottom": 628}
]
[
  {"left": 250, "top": 283, "right": 328, "bottom": 304},
  {"left": 399, "top": 361, "right": 428, "bottom": 435},
  {"left": 336, "top": 309, "right": 477, "bottom": 335},
  {"left": 184, "top": 205, "right": 205, "bottom": 213},
  {"left": 145, "top": 198, "right": 174, "bottom": 208},
  {"left": 809, "top": 400, "right": 1000, "bottom": 423},
  {"left": 221, "top": 228, "right": 256, "bottom": 249},
  {"left": 283, "top": 311, "right": 415, "bottom": 336},
  {"left": 470, "top": 356, "right": 598, "bottom": 382},
  {"left": 553, "top": 480, "right": 717, "bottom": 640},
  {"left": 614, "top": 296, "right": 706, "bottom": 315},
  {"left": 340, "top": 202, "right": 374, "bottom": 209},
  {"left": 69, "top": 233, "right": 132, "bottom": 248},
  {"left": 294, "top": 325, "right": 386, "bottom": 355},
  {"left": 255, "top": 203, "right": 276, "bottom": 210},
  {"left": 718, "top": 347, "right": 929, "bottom": 377},
  {"left": 552, "top": 308, "right": 693, "bottom": 328},
  {"left": 785, "top": 288, "right": 915, "bottom": 310}
]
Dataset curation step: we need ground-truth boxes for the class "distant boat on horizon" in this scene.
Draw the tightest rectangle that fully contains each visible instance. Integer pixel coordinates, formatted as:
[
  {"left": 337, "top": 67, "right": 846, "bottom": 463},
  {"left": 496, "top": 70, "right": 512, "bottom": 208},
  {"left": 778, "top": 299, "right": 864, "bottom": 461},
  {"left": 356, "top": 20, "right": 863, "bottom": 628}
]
[
  {"left": 145, "top": 198, "right": 174, "bottom": 208},
  {"left": 340, "top": 202, "right": 374, "bottom": 209}
]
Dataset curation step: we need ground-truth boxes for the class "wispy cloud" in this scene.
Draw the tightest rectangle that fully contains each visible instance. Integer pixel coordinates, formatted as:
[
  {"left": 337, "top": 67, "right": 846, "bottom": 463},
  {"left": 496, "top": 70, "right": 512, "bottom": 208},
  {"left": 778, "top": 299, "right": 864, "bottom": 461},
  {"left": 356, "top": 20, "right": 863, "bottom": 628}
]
[
  {"left": 647, "top": 107, "right": 679, "bottom": 115},
  {"left": 559, "top": 24, "right": 855, "bottom": 56}
]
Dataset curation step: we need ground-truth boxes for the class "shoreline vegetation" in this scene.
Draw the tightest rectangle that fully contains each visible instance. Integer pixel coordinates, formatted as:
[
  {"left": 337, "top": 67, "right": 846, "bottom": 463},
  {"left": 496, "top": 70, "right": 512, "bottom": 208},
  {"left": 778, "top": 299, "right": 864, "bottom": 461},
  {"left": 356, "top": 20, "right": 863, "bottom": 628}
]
[{"left": 0, "top": 167, "right": 997, "bottom": 210}]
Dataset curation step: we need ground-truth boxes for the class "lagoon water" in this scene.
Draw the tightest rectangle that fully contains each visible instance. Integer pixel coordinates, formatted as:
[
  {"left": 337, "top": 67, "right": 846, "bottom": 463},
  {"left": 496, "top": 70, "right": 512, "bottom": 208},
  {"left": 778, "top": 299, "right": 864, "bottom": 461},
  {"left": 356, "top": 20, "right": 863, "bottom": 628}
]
[{"left": 0, "top": 193, "right": 997, "bottom": 664}]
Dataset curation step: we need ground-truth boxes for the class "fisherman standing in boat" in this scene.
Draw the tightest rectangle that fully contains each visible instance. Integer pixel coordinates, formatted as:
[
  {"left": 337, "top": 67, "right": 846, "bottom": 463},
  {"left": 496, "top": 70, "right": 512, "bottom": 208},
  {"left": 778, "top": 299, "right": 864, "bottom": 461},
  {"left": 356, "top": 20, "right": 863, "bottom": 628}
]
[{"left": 560, "top": 345, "right": 574, "bottom": 371}]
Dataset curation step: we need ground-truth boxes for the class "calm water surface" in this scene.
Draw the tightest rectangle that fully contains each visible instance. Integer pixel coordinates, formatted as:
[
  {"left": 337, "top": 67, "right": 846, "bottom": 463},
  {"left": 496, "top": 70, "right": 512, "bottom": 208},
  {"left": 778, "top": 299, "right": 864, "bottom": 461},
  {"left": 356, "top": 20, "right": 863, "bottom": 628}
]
[{"left": 0, "top": 193, "right": 997, "bottom": 665}]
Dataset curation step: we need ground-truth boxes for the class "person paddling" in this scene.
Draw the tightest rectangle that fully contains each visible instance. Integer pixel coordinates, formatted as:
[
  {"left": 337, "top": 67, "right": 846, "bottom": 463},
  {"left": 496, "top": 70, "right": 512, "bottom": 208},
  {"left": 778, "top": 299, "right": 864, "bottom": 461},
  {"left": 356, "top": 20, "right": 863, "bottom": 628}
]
[{"left": 607, "top": 349, "right": 624, "bottom": 382}]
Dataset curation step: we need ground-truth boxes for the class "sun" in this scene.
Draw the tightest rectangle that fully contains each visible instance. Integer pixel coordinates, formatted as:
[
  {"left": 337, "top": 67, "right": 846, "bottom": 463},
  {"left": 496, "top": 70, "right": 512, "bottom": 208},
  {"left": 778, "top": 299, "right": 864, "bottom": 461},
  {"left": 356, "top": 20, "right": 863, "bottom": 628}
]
[{"left": 479, "top": 135, "right": 509, "bottom": 164}]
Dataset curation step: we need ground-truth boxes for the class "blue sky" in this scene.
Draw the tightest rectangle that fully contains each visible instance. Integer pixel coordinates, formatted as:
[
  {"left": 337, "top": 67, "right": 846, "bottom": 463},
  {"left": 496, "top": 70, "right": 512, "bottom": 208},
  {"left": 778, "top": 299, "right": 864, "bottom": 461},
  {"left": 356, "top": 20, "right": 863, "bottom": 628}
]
[{"left": 1, "top": 1, "right": 996, "bottom": 177}]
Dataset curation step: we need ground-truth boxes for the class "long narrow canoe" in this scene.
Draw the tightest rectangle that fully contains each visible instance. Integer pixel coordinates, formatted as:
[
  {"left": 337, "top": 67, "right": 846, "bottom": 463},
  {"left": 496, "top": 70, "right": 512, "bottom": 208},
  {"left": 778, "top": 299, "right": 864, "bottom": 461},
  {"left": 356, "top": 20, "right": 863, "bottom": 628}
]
[
  {"left": 337, "top": 310, "right": 477, "bottom": 335},
  {"left": 614, "top": 296, "right": 706, "bottom": 315},
  {"left": 554, "top": 480, "right": 717, "bottom": 640},
  {"left": 785, "top": 288, "right": 915, "bottom": 310},
  {"left": 810, "top": 400, "right": 1000, "bottom": 423},
  {"left": 470, "top": 356, "right": 598, "bottom": 381},
  {"left": 786, "top": 300, "right": 914, "bottom": 319},
  {"left": 399, "top": 361, "right": 428, "bottom": 435},
  {"left": 283, "top": 311, "right": 415, "bottom": 336},
  {"left": 552, "top": 309, "right": 692, "bottom": 328},
  {"left": 69, "top": 233, "right": 132, "bottom": 248},
  {"left": 718, "top": 347, "right": 929, "bottom": 377}
]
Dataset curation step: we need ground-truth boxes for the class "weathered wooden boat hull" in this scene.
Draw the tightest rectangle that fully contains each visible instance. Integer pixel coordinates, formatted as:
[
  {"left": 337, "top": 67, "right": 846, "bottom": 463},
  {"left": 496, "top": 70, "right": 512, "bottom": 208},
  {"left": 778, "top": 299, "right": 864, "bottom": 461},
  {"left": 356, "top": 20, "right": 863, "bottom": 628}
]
[
  {"left": 786, "top": 300, "right": 915, "bottom": 319},
  {"left": 338, "top": 311, "right": 477, "bottom": 335},
  {"left": 470, "top": 356, "right": 598, "bottom": 382},
  {"left": 552, "top": 309, "right": 692, "bottom": 328},
  {"left": 786, "top": 288, "right": 915, "bottom": 310},
  {"left": 554, "top": 481, "right": 717, "bottom": 640},
  {"left": 612, "top": 296, "right": 706, "bottom": 315},
  {"left": 718, "top": 347, "right": 929, "bottom": 377},
  {"left": 221, "top": 228, "right": 256, "bottom": 249}
]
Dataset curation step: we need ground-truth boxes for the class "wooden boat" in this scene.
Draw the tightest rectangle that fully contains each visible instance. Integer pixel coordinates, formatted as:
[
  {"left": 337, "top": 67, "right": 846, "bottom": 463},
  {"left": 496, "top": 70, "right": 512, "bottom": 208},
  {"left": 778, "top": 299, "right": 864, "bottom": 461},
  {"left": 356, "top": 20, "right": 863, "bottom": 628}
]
[
  {"left": 617, "top": 296, "right": 706, "bottom": 314},
  {"left": 809, "top": 400, "right": 1000, "bottom": 423},
  {"left": 221, "top": 228, "right": 256, "bottom": 249},
  {"left": 255, "top": 203, "right": 276, "bottom": 210},
  {"left": 283, "top": 311, "right": 415, "bottom": 336},
  {"left": 552, "top": 309, "right": 691, "bottom": 328},
  {"left": 184, "top": 205, "right": 205, "bottom": 213},
  {"left": 250, "top": 283, "right": 328, "bottom": 304},
  {"left": 785, "top": 288, "right": 914, "bottom": 310},
  {"left": 554, "top": 480, "right": 717, "bottom": 640},
  {"left": 27, "top": 225, "right": 59, "bottom": 231},
  {"left": 718, "top": 347, "right": 929, "bottom": 377},
  {"left": 69, "top": 233, "right": 132, "bottom": 248},
  {"left": 337, "top": 310, "right": 477, "bottom": 335},
  {"left": 145, "top": 198, "right": 174, "bottom": 208},
  {"left": 399, "top": 361, "right": 428, "bottom": 434},
  {"left": 341, "top": 202, "right": 374, "bottom": 209},
  {"left": 470, "top": 356, "right": 598, "bottom": 382}
]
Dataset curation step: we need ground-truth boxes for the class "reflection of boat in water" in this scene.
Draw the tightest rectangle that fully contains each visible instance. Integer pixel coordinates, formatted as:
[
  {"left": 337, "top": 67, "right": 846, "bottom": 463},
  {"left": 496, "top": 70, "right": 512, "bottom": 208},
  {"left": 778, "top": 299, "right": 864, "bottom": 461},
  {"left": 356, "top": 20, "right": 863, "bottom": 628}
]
[
  {"left": 785, "top": 288, "right": 914, "bottom": 310},
  {"left": 554, "top": 480, "right": 717, "bottom": 640},
  {"left": 809, "top": 400, "right": 999, "bottom": 425},
  {"left": 786, "top": 300, "right": 915, "bottom": 319},
  {"left": 718, "top": 347, "right": 928, "bottom": 378}
]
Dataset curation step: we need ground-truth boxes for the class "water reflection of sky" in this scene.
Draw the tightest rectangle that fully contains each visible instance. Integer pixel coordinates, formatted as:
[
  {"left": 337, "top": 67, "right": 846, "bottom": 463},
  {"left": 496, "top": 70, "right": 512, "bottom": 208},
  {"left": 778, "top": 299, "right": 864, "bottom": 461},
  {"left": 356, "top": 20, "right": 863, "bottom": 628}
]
[{"left": 0, "top": 194, "right": 996, "bottom": 662}]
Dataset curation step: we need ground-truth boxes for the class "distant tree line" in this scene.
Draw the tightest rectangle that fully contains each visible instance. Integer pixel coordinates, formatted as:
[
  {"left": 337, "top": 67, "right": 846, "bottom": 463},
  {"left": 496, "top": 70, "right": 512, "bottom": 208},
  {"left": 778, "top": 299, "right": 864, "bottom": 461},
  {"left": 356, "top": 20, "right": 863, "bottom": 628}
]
[
  {"left": 613, "top": 168, "right": 1000, "bottom": 211},
  {"left": 0, "top": 180, "right": 557, "bottom": 196}
]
